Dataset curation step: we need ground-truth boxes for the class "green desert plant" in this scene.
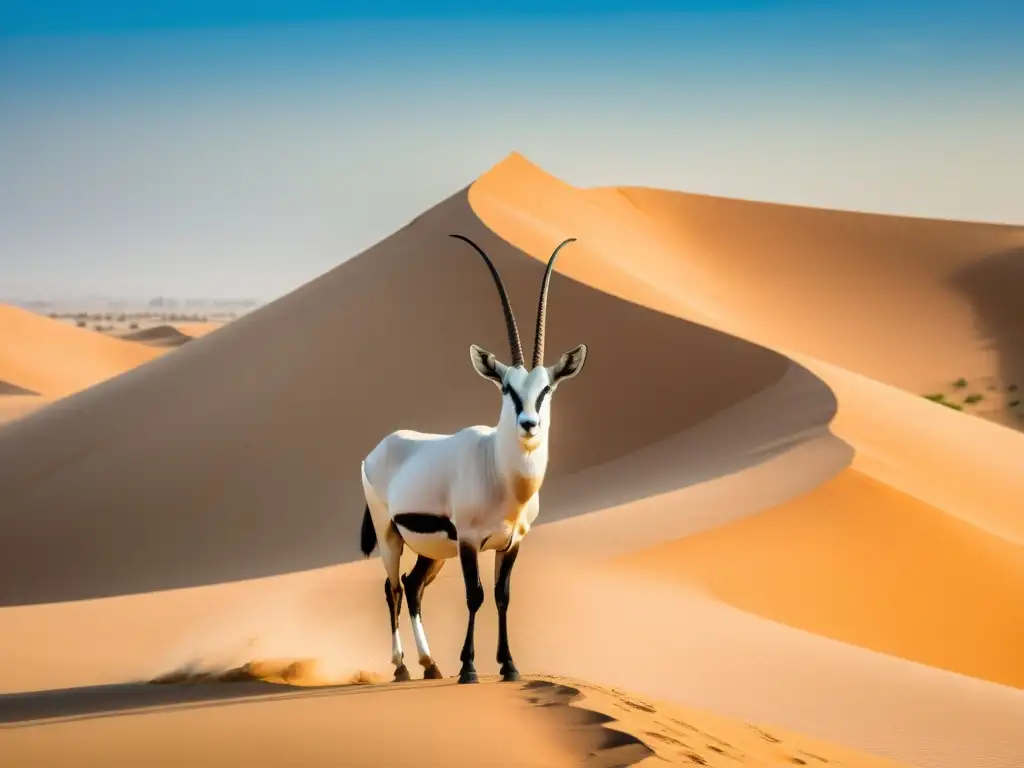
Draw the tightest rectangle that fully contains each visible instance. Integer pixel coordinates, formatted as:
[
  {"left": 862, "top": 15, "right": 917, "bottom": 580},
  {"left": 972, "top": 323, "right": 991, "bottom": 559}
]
[
  {"left": 964, "top": 393, "right": 984, "bottom": 405},
  {"left": 922, "top": 392, "right": 963, "bottom": 411},
  {"left": 1009, "top": 400, "right": 1021, "bottom": 409},
  {"left": 952, "top": 377, "right": 968, "bottom": 389},
  {"left": 1009, "top": 384, "right": 1019, "bottom": 393}
]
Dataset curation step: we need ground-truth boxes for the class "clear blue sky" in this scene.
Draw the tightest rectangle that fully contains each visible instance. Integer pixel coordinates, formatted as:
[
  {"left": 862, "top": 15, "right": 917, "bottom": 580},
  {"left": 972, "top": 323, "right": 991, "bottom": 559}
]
[{"left": 1, "top": 1, "right": 1021, "bottom": 299}]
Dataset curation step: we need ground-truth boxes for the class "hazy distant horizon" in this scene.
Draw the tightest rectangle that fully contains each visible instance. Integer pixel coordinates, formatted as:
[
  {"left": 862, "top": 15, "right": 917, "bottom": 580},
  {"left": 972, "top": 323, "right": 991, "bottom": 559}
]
[{"left": 3, "top": 1, "right": 1022, "bottom": 302}]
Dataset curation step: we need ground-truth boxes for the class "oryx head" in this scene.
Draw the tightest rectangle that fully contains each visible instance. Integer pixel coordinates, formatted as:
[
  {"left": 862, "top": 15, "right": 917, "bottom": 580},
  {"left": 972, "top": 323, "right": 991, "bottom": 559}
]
[{"left": 449, "top": 233, "right": 588, "bottom": 451}]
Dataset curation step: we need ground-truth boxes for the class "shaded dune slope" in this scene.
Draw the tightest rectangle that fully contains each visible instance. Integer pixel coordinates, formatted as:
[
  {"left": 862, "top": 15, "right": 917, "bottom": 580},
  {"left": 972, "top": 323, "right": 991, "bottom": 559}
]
[
  {"left": 0, "top": 381, "right": 38, "bottom": 396},
  {"left": 0, "top": 304, "right": 164, "bottom": 399},
  {"left": 0, "top": 187, "right": 827, "bottom": 606}
]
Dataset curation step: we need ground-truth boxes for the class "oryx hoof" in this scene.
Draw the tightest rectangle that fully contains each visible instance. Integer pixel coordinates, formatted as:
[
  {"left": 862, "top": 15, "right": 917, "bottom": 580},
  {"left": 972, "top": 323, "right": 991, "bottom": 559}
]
[
  {"left": 458, "top": 664, "right": 479, "bottom": 684},
  {"left": 393, "top": 664, "right": 411, "bottom": 682},
  {"left": 423, "top": 662, "right": 444, "bottom": 680},
  {"left": 500, "top": 663, "right": 520, "bottom": 682}
]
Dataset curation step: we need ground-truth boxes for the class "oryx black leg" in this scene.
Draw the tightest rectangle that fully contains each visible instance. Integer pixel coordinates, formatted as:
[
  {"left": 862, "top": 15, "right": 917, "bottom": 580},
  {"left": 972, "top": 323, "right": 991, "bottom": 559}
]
[
  {"left": 458, "top": 542, "right": 484, "bottom": 684},
  {"left": 384, "top": 576, "right": 410, "bottom": 682},
  {"left": 401, "top": 554, "right": 445, "bottom": 680},
  {"left": 494, "top": 542, "right": 521, "bottom": 682}
]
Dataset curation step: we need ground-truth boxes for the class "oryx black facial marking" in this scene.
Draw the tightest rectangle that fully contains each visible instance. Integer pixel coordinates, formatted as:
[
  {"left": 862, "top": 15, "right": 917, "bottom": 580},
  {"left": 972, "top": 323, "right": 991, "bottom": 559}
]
[
  {"left": 393, "top": 513, "right": 458, "bottom": 541},
  {"left": 535, "top": 384, "right": 552, "bottom": 411},
  {"left": 503, "top": 380, "right": 552, "bottom": 425},
  {"left": 502, "top": 382, "right": 524, "bottom": 415}
]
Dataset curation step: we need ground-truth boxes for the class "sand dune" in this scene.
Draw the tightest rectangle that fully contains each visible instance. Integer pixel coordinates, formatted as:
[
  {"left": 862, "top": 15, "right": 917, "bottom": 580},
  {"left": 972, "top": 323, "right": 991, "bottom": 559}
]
[
  {"left": 0, "top": 187, "right": 792, "bottom": 605},
  {"left": 0, "top": 303, "right": 165, "bottom": 400},
  {"left": 1, "top": 152, "right": 1022, "bottom": 768},
  {"left": 119, "top": 324, "right": 195, "bottom": 348},
  {"left": 170, "top": 321, "right": 224, "bottom": 338},
  {"left": 0, "top": 677, "right": 910, "bottom": 768},
  {"left": 602, "top": 186, "right": 1024, "bottom": 397},
  {"left": 0, "top": 394, "right": 46, "bottom": 427},
  {"left": 615, "top": 467, "right": 1024, "bottom": 688},
  {"left": 0, "top": 381, "right": 38, "bottom": 396}
]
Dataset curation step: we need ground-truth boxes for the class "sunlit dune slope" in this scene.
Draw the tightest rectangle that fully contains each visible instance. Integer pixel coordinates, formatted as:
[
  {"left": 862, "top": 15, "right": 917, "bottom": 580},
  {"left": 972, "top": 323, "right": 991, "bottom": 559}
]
[
  {"left": 0, "top": 303, "right": 164, "bottom": 399},
  {"left": 615, "top": 467, "right": 1024, "bottom": 688}
]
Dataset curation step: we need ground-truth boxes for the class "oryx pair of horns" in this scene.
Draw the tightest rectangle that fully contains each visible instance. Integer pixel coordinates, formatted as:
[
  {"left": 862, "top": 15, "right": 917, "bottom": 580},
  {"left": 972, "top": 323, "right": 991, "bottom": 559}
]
[{"left": 448, "top": 233, "right": 577, "bottom": 369}]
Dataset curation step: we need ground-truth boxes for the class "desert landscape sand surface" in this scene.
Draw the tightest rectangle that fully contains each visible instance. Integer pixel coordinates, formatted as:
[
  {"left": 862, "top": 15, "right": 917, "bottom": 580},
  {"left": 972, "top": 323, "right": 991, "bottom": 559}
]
[
  {"left": 0, "top": 303, "right": 165, "bottom": 399},
  {"left": 1, "top": 153, "right": 1022, "bottom": 767},
  {"left": 0, "top": 308, "right": 226, "bottom": 427}
]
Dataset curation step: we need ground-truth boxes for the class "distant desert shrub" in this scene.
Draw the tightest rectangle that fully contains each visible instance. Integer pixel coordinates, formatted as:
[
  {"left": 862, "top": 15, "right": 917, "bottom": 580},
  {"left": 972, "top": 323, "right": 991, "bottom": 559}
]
[
  {"left": 1010, "top": 400, "right": 1021, "bottom": 409},
  {"left": 1009, "top": 384, "right": 1019, "bottom": 393},
  {"left": 921, "top": 392, "right": 963, "bottom": 411},
  {"left": 964, "top": 393, "right": 984, "bottom": 405},
  {"left": 129, "top": 321, "right": 139, "bottom": 330},
  {"left": 952, "top": 377, "right": 968, "bottom": 389},
  {"left": 75, "top": 319, "right": 86, "bottom": 328}
]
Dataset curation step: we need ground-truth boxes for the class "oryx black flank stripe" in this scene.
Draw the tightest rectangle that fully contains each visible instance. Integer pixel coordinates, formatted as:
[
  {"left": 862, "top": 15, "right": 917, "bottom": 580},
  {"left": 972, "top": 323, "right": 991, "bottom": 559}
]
[{"left": 393, "top": 513, "right": 458, "bottom": 541}]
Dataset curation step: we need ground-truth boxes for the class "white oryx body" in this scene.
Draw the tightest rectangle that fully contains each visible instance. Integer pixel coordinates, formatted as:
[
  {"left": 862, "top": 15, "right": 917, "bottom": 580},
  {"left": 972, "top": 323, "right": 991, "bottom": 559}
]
[
  {"left": 358, "top": 233, "right": 587, "bottom": 685},
  {"left": 361, "top": 425, "right": 543, "bottom": 562}
]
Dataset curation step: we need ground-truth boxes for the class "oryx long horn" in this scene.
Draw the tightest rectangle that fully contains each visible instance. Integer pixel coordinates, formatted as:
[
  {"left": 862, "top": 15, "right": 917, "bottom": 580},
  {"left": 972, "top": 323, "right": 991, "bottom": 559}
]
[
  {"left": 449, "top": 233, "right": 525, "bottom": 367},
  {"left": 532, "top": 238, "right": 577, "bottom": 368}
]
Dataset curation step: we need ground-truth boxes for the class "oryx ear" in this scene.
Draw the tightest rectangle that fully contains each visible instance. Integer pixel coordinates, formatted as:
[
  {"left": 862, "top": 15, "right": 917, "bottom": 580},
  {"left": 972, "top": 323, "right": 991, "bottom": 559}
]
[
  {"left": 470, "top": 344, "right": 508, "bottom": 387},
  {"left": 548, "top": 344, "right": 588, "bottom": 386}
]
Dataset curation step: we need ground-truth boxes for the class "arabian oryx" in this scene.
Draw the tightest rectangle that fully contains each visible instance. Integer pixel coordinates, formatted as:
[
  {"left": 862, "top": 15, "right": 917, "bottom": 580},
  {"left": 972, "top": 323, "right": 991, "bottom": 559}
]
[{"left": 358, "top": 233, "right": 588, "bottom": 684}]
